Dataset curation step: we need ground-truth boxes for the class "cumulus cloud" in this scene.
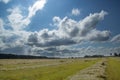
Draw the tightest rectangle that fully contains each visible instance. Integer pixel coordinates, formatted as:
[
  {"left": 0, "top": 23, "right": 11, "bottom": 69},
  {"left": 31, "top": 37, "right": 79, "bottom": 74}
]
[
  {"left": 7, "top": 7, "right": 30, "bottom": 31},
  {"left": 28, "top": 32, "right": 38, "bottom": 43},
  {"left": 0, "top": 18, "right": 30, "bottom": 52},
  {"left": 1, "top": 10, "right": 110, "bottom": 55},
  {"left": 27, "top": 10, "right": 110, "bottom": 47},
  {"left": 0, "top": 0, "right": 47, "bottom": 55},
  {"left": 72, "top": 8, "right": 80, "bottom": 16},
  {"left": 27, "top": 29, "right": 76, "bottom": 47},
  {"left": 78, "top": 10, "right": 107, "bottom": 36},
  {"left": 28, "top": 0, "right": 46, "bottom": 19},
  {"left": 0, "top": 29, "right": 32, "bottom": 55},
  {"left": 86, "top": 29, "right": 110, "bottom": 41},
  {"left": 0, "top": 9, "right": 112, "bottom": 56},
  {"left": 7, "top": 0, "right": 46, "bottom": 31},
  {"left": 7, "top": 7, "right": 30, "bottom": 30},
  {"left": 52, "top": 16, "right": 61, "bottom": 26},
  {"left": 111, "top": 34, "right": 120, "bottom": 42},
  {"left": 0, "top": 0, "right": 11, "bottom": 4},
  {"left": 56, "top": 10, "right": 109, "bottom": 41}
]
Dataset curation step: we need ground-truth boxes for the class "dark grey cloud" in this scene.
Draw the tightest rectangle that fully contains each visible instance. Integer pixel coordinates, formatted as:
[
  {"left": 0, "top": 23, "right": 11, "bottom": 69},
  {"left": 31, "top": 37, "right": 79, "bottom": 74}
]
[
  {"left": 44, "top": 39, "right": 76, "bottom": 46},
  {"left": 27, "top": 38, "right": 76, "bottom": 47},
  {"left": 28, "top": 33, "right": 38, "bottom": 43},
  {"left": 34, "top": 47, "right": 79, "bottom": 57}
]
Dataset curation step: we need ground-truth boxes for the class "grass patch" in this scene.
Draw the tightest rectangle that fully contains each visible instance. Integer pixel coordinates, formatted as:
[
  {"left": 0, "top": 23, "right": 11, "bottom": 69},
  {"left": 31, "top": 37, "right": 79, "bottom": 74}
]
[
  {"left": 106, "top": 57, "right": 120, "bottom": 80},
  {"left": 0, "top": 59, "right": 99, "bottom": 80}
]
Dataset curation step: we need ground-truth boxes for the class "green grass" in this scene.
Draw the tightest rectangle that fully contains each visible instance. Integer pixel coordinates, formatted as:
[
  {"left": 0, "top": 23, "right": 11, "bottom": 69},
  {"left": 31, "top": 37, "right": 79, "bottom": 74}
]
[
  {"left": 106, "top": 57, "right": 120, "bottom": 80},
  {"left": 0, "top": 59, "right": 99, "bottom": 80}
]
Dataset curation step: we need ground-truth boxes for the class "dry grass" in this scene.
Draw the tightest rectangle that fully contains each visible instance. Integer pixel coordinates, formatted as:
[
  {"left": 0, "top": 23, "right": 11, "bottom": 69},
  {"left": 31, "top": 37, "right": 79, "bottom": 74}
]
[{"left": 0, "top": 58, "right": 99, "bottom": 80}]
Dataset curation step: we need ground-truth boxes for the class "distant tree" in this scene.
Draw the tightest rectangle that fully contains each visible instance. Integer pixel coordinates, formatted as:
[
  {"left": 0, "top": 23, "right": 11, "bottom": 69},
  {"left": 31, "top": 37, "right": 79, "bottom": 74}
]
[
  {"left": 114, "top": 53, "right": 118, "bottom": 56},
  {"left": 119, "top": 53, "right": 120, "bottom": 56},
  {"left": 110, "top": 53, "right": 112, "bottom": 56},
  {"left": 84, "top": 55, "right": 104, "bottom": 58}
]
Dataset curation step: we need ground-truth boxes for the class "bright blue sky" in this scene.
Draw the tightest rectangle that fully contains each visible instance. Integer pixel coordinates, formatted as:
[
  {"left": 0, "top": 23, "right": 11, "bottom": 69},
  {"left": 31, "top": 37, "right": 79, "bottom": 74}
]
[
  {"left": 0, "top": 0, "right": 120, "bottom": 34},
  {"left": 0, "top": 0, "right": 120, "bottom": 57}
]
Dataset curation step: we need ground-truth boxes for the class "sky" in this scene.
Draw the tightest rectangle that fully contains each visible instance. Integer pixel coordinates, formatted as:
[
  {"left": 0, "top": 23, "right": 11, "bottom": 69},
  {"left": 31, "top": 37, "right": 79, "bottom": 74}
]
[{"left": 0, "top": 0, "right": 120, "bottom": 57}]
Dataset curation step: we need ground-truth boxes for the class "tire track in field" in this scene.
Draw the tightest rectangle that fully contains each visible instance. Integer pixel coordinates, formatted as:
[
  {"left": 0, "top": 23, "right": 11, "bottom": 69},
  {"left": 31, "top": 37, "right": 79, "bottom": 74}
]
[{"left": 67, "top": 58, "right": 107, "bottom": 80}]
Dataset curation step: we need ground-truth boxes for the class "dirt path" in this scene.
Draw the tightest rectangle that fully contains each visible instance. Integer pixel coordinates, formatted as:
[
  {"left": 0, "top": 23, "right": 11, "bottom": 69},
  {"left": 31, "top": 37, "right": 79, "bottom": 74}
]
[{"left": 67, "top": 58, "right": 107, "bottom": 80}]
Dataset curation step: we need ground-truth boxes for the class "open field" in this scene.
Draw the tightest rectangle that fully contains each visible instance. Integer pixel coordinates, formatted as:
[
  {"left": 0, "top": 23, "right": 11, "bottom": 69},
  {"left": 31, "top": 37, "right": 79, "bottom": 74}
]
[
  {"left": 106, "top": 57, "right": 120, "bottom": 80},
  {"left": 0, "top": 57, "right": 120, "bottom": 80}
]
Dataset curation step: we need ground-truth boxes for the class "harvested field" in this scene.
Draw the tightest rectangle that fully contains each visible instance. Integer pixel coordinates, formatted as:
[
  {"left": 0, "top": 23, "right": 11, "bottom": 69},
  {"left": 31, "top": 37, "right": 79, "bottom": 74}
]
[{"left": 0, "top": 57, "right": 120, "bottom": 80}]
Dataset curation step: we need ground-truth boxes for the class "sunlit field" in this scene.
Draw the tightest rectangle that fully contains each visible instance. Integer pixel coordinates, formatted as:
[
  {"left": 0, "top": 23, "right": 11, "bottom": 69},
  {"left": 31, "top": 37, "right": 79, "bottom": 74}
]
[
  {"left": 0, "top": 58, "right": 120, "bottom": 80},
  {"left": 0, "top": 58, "right": 99, "bottom": 80},
  {"left": 106, "top": 57, "right": 120, "bottom": 80}
]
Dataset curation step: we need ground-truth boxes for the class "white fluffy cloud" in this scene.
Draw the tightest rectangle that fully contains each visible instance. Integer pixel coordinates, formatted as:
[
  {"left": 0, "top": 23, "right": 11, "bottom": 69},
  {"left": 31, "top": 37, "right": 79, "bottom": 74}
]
[
  {"left": 72, "top": 8, "right": 80, "bottom": 16},
  {"left": 0, "top": 0, "right": 11, "bottom": 4},
  {"left": 7, "top": 7, "right": 30, "bottom": 31},
  {"left": 7, "top": 0, "right": 46, "bottom": 31},
  {"left": 86, "top": 29, "right": 110, "bottom": 41},
  {"left": 0, "top": 17, "right": 31, "bottom": 52},
  {"left": 56, "top": 10, "right": 109, "bottom": 41},
  {"left": 111, "top": 34, "right": 120, "bottom": 42},
  {"left": 28, "top": 0, "right": 46, "bottom": 19},
  {"left": 0, "top": 0, "right": 47, "bottom": 54},
  {"left": 27, "top": 10, "right": 110, "bottom": 47},
  {"left": 0, "top": 9, "right": 114, "bottom": 56}
]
